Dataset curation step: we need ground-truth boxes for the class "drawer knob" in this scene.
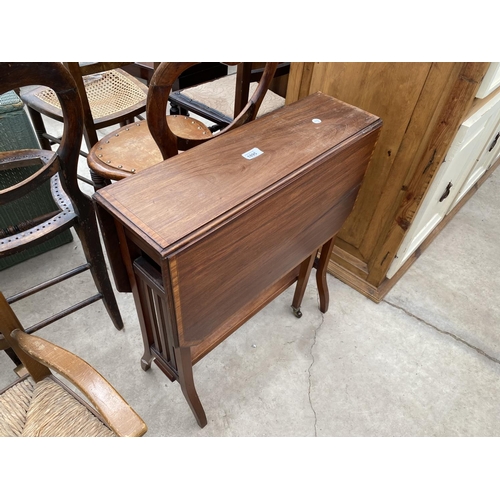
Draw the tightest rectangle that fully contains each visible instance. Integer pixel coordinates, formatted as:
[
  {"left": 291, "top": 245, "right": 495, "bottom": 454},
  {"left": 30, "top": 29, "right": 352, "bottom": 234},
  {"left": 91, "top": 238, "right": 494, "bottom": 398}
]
[
  {"left": 439, "top": 182, "right": 453, "bottom": 202},
  {"left": 489, "top": 132, "right": 500, "bottom": 152}
]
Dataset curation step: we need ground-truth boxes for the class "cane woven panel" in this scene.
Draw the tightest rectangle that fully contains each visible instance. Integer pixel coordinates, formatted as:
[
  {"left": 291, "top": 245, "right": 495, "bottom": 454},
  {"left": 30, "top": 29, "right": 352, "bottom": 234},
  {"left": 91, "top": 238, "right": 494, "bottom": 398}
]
[{"left": 35, "top": 70, "right": 146, "bottom": 120}]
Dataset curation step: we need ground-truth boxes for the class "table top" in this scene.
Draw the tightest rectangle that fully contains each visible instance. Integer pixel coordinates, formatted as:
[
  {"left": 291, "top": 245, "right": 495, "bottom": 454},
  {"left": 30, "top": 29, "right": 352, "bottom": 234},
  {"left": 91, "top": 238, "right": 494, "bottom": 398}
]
[{"left": 94, "top": 92, "right": 381, "bottom": 256}]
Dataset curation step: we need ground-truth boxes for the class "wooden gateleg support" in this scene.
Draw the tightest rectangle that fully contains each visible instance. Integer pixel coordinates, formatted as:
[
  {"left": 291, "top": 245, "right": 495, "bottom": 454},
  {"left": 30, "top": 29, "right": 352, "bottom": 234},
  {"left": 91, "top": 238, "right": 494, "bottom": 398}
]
[
  {"left": 291, "top": 250, "right": 318, "bottom": 318},
  {"left": 316, "top": 237, "right": 336, "bottom": 313},
  {"left": 174, "top": 346, "right": 207, "bottom": 428}
]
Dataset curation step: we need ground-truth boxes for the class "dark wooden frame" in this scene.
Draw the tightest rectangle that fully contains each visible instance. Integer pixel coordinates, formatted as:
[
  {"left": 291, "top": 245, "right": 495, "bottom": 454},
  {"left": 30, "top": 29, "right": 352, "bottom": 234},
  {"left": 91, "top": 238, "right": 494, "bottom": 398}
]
[{"left": 0, "top": 62, "right": 122, "bottom": 335}]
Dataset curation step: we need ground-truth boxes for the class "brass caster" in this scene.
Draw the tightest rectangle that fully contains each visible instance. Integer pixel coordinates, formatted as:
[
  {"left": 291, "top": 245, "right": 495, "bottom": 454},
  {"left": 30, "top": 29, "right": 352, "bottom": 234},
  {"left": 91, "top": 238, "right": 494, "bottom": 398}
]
[{"left": 291, "top": 306, "right": 302, "bottom": 318}]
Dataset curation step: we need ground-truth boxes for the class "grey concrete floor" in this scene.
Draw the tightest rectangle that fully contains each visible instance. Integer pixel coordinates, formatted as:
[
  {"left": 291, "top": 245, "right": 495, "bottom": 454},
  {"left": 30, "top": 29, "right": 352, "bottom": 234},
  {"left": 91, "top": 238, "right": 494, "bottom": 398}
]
[{"left": 1, "top": 116, "right": 499, "bottom": 439}]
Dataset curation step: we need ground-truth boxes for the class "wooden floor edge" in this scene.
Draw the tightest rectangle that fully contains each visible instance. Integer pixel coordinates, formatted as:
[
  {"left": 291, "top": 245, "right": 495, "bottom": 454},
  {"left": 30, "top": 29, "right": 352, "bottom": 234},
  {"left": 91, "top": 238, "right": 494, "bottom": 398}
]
[{"left": 328, "top": 160, "right": 499, "bottom": 303}]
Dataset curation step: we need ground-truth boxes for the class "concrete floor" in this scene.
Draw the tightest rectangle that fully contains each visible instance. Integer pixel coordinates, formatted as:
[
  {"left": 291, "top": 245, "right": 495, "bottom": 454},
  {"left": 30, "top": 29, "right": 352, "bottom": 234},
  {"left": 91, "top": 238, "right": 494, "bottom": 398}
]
[{"left": 1, "top": 111, "right": 499, "bottom": 438}]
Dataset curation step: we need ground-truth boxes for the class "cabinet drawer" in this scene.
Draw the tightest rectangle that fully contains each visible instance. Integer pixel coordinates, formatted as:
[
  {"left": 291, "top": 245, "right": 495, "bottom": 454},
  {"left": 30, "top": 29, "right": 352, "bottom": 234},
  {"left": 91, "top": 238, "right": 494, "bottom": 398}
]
[{"left": 448, "top": 108, "right": 500, "bottom": 210}]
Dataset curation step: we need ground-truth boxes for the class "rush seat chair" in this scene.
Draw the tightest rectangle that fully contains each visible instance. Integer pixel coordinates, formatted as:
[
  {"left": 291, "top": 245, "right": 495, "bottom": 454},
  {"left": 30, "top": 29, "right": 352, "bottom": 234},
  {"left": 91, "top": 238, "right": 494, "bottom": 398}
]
[{"left": 0, "top": 292, "right": 146, "bottom": 437}]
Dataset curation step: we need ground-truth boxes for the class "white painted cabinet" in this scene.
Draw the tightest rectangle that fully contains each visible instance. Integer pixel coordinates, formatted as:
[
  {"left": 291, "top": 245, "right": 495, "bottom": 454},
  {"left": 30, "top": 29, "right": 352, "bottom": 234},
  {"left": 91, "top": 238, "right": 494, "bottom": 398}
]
[
  {"left": 448, "top": 106, "right": 500, "bottom": 211},
  {"left": 387, "top": 81, "right": 500, "bottom": 279},
  {"left": 476, "top": 62, "right": 500, "bottom": 99}
]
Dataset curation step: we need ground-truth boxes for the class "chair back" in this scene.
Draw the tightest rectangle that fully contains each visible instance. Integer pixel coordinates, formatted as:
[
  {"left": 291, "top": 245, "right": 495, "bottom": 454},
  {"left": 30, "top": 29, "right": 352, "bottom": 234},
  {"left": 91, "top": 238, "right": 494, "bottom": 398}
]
[
  {"left": 234, "top": 62, "right": 290, "bottom": 116},
  {"left": 62, "top": 62, "right": 147, "bottom": 148},
  {"left": 147, "top": 62, "right": 279, "bottom": 161},
  {"left": 0, "top": 62, "right": 83, "bottom": 205},
  {"left": 0, "top": 63, "right": 123, "bottom": 332},
  {"left": 0, "top": 292, "right": 50, "bottom": 380}
]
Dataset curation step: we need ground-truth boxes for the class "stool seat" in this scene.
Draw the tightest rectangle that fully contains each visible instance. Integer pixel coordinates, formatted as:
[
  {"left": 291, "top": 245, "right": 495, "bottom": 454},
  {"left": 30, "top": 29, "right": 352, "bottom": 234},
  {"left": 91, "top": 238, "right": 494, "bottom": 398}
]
[{"left": 87, "top": 115, "right": 212, "bottom": 180}]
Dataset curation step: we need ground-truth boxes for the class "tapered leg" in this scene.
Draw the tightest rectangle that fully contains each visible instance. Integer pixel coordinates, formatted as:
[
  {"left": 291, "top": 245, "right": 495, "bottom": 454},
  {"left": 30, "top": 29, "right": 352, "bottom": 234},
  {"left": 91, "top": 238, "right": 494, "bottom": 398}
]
[
  {"left": 135, "top": 278, "right": 155, "bottom": 372},
  {"left": 73, "top": 213, "right": 124, "bottom": 330},
  {"left": 141, "top": 350, "right": 154, "bottom": 371},
  {"left": 291, "top": 251, "right": 318, "bottom": 318},
  {"left": 174, "top": 346, "right": 207, "bottom": 428},
  {"left": 316, "top": 237, "right": 336, "bottom": 313}
]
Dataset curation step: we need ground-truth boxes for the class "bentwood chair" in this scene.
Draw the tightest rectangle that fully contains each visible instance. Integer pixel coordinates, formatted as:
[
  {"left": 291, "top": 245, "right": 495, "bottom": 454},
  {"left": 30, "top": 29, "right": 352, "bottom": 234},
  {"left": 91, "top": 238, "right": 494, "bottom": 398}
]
[
  {"left": 87, "top": 62, "right": 279, "bottom": 185},
  {"left": 168, "top": 62, "right": 289, "bottom": 132},
  {"left": 20, "top": 63, "right": 148, "bottom": 187},
  {"left": 0, "top": 292, "right": 146, "bottom": 437},
  {"left": 0, "top": 62, "right": 123, "bottom": 334}
]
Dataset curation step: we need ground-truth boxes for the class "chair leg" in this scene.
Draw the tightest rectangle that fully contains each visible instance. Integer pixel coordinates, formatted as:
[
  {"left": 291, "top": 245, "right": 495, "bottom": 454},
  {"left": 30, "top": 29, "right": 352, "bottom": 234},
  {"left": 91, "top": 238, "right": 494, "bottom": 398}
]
[
  {"left": 94, "top": 202, "right": 132, "bottom": 293},
  {"left": 169, "top": 103, "right": 189, "bottom": 117},
  {"left": 73, "top": 213, "right": 124, "bottom": 330},
  {"left": 25, "top": 107, "right": 53, "bottom": 150},
  {"left": 90, "top": 170, "right": 112, "bottom": 192},
  {"left": 4, "top": 346, "right": 22, "bottom": 366}
]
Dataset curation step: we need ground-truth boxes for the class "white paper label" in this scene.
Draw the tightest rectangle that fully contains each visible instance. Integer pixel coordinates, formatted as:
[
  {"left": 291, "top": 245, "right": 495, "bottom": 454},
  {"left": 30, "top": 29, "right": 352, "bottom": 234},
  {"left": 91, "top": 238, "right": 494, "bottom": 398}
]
[{"left": 242, "top": 147, "right": 264, "bottom": 160}]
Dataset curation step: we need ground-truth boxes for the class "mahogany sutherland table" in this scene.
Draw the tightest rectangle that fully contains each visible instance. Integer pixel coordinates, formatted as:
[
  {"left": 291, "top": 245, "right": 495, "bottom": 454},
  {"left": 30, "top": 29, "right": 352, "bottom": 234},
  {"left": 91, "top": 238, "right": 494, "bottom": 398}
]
[{"left": 93, "top": 92, "right": 382, "bottom": 427}]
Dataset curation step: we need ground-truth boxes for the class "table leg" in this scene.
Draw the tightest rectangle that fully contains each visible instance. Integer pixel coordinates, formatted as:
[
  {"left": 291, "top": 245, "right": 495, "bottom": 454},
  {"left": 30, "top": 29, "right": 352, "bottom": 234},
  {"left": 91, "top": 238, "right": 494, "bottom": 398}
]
[
  {"left": 174, "top": 346, "right": 207, "bottom": 428},
  {"left": 316, "top": 237, "right": 336, "bottom": 313},
  {"left": 291, "top": 251, "right": 317, "bottom": 318},
  {"left": 141, "top": 355, "right": 154, "bottom": 371}
]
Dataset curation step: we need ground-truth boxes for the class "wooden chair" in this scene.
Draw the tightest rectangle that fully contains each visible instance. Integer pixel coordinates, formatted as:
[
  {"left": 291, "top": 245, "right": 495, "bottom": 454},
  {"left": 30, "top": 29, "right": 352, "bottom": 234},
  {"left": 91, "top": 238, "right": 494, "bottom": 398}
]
[
  {"left": 20, "top": 63, "right": 148, "bottom": 187},
  {"left": 0, "top": 62, "right": 123, "bottom": 335},
  {"left": 0, "top": 292, "right": 147, "bottom": 437},
  {"left": 87, "top": 62, "right": 279, "bottom": 185},
  {"left": 168, "top": 62, "right": 290, "bottom": 132}
]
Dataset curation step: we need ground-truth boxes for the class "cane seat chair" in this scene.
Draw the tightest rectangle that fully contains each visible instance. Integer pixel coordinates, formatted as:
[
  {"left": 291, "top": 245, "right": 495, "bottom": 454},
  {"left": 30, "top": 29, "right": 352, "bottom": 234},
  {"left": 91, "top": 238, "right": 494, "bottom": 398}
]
[
  {"left": 0, "top": 62, "right": 123, "bottom": 334},
  {"left": 87, "top": 62, "right": 279, "bottom": 185},
  {"left": 20, "top": 63, "right": 148, "bottom": 187},
  {"left": 168, "top": 62, "right": 289, "bottom": 132},
  {"left": 0, "top": 292, "right": 147, "bottom": 437}
]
